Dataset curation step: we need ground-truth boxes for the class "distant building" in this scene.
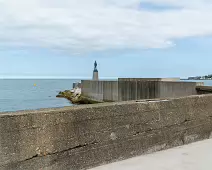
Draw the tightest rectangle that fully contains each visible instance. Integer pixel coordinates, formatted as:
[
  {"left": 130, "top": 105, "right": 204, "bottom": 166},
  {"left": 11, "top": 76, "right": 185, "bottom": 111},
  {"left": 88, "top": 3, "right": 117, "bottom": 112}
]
[{"left": 92, "top": 61, "right": 99, "bottom": 80}]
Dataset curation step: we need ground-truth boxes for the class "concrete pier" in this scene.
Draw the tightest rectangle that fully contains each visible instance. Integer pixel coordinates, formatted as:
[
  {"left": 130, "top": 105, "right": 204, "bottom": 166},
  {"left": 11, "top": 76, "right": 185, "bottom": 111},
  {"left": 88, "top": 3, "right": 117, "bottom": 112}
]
[{"left": 81, "top": 79, "right": 203, "bottom": 102}]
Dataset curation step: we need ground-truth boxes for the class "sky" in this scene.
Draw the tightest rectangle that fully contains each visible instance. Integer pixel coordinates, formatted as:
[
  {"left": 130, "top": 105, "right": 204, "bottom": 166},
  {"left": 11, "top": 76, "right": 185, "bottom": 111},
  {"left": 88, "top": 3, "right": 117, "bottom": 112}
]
[{"left": 1, "top": 0, "right": 212, "bottom": 79}]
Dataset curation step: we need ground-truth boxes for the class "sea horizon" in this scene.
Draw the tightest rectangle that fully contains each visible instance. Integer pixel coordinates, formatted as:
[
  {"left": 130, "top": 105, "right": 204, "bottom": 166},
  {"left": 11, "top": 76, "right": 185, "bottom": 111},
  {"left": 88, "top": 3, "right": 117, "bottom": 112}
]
[{"left": 0, "top": 77, "right": 118, "bottom": 80}]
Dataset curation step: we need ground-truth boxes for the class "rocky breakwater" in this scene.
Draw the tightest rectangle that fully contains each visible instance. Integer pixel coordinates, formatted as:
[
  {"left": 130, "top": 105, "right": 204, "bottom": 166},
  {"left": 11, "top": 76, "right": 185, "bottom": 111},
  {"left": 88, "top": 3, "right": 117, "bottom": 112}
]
[{"left": 56, "top": 87, "right": 101, "bottom": 104}]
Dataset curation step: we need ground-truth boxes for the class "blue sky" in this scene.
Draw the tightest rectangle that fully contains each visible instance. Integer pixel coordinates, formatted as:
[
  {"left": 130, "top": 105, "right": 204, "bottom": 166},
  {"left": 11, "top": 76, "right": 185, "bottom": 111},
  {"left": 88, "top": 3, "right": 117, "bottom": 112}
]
[{"left": 0, "top": 0, "right": 212, "bottom": 79}]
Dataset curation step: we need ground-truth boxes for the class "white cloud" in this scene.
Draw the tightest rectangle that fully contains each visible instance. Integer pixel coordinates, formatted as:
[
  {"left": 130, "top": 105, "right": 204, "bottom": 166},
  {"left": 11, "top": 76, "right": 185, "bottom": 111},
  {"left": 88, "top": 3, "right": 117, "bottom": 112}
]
[{"left": 0, "top": 0, "right": 212, "bottom": 53}]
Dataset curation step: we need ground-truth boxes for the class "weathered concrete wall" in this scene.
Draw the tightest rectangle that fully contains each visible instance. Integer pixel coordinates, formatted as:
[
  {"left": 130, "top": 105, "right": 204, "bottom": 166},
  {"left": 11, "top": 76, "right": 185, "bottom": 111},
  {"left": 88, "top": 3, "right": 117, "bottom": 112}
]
[
  {"left": 103, "top": 81, "right": 118, "bottom": 102},
  {"left": 118, "top": 81, "right": 202, "bottom": 101},
  {"left": 159, "top": 81, "right": 200, "bottom": 98},
  {"left": 118, "top": 81, "right": 160, "bottom": 101},
  {"left": 81, "top": 80, "right": 118, "bottom": 102},
  {"left": 1, "top": 95, "right": 212, "bottom": 170},
  {"left": 81, "top": 80, "right": 104, "bottom": 101},
  {"left": 82, "top": 79, "right": 202, "bottom": 102}
]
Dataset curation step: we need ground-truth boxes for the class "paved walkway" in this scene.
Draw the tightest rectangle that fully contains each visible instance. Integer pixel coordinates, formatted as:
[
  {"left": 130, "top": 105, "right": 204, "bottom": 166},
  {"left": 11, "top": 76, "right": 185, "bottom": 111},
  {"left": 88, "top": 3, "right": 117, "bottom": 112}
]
[{"left": 90, "top": 139, "right": 212, "bottom": 170}]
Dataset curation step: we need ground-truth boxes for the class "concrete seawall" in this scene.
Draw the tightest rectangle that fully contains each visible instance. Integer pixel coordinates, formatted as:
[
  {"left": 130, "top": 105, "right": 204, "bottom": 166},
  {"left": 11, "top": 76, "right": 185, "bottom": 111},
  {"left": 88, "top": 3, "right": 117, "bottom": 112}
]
[
  {"left": 1, "top": 94, "right": 212, "bottom": 169},
  {"left": 82, "top": 80, "right": 203, "bottom": 102},
  {"left": 81, "top": 80, "right": 118, "bottom": 102}
]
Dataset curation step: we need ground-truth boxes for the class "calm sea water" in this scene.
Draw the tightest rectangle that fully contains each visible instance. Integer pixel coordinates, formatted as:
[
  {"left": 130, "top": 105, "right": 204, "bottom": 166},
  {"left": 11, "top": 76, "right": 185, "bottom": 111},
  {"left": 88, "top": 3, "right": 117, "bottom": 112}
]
[{"left": 0, "top": 79, "right": 80, "bottom": 112}]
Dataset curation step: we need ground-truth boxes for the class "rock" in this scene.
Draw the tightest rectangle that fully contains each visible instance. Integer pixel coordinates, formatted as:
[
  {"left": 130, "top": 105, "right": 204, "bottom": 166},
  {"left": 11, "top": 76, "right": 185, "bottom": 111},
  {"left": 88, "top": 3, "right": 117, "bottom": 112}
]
[
  {"left": 56, "top": 94, "right": 63, "bottom": 98},
  {"left": 56, "top": 87, "right": 102, "bottom": 105},
  {"left": 73, "top": 96, "right": 102, "bottom": 104}
]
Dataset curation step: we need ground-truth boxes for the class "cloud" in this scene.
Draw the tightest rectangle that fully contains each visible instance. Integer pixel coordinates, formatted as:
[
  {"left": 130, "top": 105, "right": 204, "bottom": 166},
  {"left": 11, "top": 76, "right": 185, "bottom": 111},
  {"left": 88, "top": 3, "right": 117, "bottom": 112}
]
[{"left": 0, "top": 0, "right": 212, "bottom": 53}]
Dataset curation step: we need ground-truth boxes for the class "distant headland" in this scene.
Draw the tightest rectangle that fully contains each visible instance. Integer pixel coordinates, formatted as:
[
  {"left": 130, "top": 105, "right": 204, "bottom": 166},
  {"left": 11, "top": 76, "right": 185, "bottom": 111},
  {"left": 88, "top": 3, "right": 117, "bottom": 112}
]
[{"left": 187, "top": 74, "right": 212, "bottom": 80}]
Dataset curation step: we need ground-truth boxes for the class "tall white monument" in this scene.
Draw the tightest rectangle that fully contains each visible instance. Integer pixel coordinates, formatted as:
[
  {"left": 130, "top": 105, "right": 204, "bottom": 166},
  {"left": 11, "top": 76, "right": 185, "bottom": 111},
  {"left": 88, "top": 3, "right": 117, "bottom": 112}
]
[{"left": 92, "top": 61, "right": 99, "bottom": 80}]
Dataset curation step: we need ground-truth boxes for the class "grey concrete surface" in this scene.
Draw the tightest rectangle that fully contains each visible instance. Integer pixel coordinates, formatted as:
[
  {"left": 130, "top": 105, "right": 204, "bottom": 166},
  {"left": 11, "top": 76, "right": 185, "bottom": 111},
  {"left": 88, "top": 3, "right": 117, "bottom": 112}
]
[
  {"left": 158, "top": 81, "right": 199, "bottom": 98},
  {"left": 81, "top": 80, "right": 118, "bottom": 102},
  {"left": 118, "top": 81, "right": 201, "bottom": 101},
  {"left": 81, "top": 80, "right": 104, "bottom": 101},
  {"left": 0, "top": 94, "right": 212, "bottom": 169},
  {"left": 103, "top": 81, "right": 118, "bottom": 102},
  {"left": 81, "top": 79, "right": 203, "bottom": 102}
]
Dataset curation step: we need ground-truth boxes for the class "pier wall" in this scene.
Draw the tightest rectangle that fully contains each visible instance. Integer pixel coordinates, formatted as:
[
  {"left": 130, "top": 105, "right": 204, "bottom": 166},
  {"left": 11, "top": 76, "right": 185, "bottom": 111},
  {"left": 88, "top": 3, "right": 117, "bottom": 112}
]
[
  {"left": 1, "top": 95, "right": 212, "bottom": 170},
  {"left": 81, "top": 80, "right": 203, "bottom": 102},
  {"left": 103, "top": 81, "right": 118, "bottom": 102},
  {"left": 81, "top": 80, "right": 104, "bottom": 101},
  {"left": 81, "top": 80, "right": 118, "bottom": 102},
  {"left": 158, "top": 81, "right": 201, "bottom": 98},
  {"left": 118, "top": 81, "right": 200, "bottom": 101},
  {"left": 118, "top": 80, "right": 160, "bottom": 101}
]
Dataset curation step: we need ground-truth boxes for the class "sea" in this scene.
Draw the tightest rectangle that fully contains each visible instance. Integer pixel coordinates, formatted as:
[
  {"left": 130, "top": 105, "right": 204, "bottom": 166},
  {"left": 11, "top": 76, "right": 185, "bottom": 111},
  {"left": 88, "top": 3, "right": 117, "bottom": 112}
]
[
  {"left": 0, "top": 79, "right": 80, "bottom": 113},
  {"left": 0, "top": 79, "right": 212, "bottom": 113}
]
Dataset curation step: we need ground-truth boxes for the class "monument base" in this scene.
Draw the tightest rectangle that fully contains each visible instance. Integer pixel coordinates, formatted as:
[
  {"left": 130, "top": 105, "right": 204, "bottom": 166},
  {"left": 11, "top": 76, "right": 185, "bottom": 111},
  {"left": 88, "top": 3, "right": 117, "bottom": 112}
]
[{"left": 93, "top": 71, "right": 99, "bottom": 80}]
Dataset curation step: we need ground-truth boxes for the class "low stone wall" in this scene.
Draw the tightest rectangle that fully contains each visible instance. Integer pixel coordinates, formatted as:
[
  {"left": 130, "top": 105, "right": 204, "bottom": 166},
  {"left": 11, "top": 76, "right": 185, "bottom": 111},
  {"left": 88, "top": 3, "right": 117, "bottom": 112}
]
[{"left": 1, "top": 95, "right": 212, "bottom": 170}]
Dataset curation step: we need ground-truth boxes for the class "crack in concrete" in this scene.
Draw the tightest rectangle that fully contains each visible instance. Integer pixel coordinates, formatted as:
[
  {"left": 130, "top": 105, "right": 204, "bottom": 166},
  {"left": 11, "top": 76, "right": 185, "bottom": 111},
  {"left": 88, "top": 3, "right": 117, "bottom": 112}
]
[
  {"left": 49, "top": 141, "right": 99, "bottom": 157},
  {"left": 24, "top": 154, "right": 39, "bottom": 162},
  {"left": 1, "top": 141, "right": 99, "bottom": 167}
]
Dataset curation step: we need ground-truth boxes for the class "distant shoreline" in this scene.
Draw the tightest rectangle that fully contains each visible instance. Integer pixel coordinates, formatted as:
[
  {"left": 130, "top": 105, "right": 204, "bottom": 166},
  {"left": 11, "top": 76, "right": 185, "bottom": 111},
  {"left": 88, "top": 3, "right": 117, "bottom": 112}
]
[{"left": 181, "top": 79, "right": 212, "bottom": 81}]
